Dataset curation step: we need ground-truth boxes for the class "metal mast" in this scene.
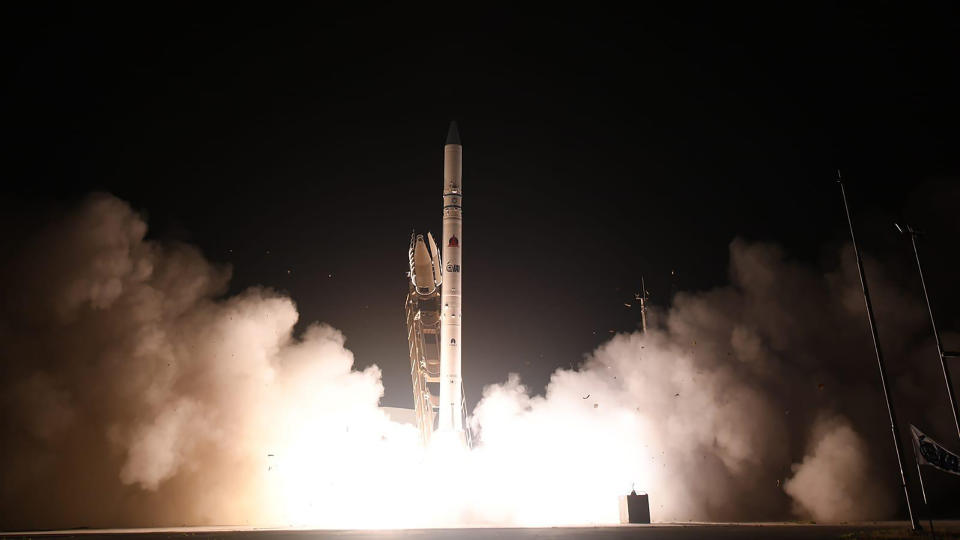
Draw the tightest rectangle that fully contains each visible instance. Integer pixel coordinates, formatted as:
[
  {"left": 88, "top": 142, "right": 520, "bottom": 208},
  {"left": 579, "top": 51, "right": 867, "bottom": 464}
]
[
  {"left": 896, "top": 223, "right": 960, "bottom": 441},
  {"left": 639, "top": 276, "right": 649, "bottom": 333},
  {"left": 838, "top": 173, "right": 918, "bottom": 530}
]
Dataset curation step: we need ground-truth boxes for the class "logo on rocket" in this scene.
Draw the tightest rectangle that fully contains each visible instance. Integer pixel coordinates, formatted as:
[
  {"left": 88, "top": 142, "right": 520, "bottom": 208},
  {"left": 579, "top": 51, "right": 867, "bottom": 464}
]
[{"left": 448, "top": 235, "right": 459, "bottom": 248}]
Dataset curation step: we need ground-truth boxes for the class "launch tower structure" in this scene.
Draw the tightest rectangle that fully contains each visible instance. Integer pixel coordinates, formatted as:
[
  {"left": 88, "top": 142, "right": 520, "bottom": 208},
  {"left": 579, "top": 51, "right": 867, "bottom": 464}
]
[
  {"left": 404, "top": 233, "right": 472, "bottom": 447},
  {"left": 404, "top": 232, "right": 442, "bottom": 447}
]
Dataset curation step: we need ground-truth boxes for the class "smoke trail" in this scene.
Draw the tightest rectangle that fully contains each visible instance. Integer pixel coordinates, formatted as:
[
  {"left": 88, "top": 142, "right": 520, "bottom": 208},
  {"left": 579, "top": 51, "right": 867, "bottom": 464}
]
[{"left": 0, "top": 194, "right": 947, "bottom": 529}]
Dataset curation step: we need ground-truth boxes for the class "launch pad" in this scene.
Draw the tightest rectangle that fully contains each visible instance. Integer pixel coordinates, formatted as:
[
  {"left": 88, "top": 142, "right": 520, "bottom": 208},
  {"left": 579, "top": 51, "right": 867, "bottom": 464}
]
[{"left": 6, "top": 522, "right": 955, "bottom": 540}]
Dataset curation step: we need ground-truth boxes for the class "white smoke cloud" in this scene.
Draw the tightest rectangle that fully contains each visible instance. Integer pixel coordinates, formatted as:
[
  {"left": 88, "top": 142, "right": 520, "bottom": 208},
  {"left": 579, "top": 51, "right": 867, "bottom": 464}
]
[
  {"left": 0, "top": 194, "right": 936, "bottom": 530},
  {"left": 784, "top": 416, "right": 895, "bottom": 521}
]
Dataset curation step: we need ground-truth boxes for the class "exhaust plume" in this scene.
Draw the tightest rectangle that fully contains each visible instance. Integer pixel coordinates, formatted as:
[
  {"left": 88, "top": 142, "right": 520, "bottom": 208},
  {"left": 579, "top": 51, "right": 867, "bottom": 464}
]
[{"left": 0, "top": 194, "right": 948, "bottom": 529}]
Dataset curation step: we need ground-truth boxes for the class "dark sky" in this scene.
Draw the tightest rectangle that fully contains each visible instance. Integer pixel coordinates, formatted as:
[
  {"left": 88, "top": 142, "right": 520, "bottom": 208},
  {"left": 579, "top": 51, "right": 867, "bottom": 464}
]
[{"left": 3, "top": 4, "right": 959, "bottom": 409}]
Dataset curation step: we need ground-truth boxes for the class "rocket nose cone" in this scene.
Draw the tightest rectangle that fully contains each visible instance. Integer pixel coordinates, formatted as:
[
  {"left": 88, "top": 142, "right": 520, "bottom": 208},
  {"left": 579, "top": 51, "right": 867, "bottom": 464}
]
[{"left": 446, "top": 121, "right": 461, "bottom": 145}]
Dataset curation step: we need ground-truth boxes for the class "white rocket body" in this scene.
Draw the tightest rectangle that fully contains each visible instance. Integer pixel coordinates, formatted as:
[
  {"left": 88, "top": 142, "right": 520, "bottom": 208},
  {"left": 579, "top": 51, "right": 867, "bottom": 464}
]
[{"left": 438, "top": 123, "right": 464, "bottom": 438}]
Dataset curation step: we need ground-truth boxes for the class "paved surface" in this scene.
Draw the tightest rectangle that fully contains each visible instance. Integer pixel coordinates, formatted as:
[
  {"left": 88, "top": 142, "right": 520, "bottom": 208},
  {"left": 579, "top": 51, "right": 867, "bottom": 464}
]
[{"left": 3, "top": 522, "right": 959, "bottom": 540}]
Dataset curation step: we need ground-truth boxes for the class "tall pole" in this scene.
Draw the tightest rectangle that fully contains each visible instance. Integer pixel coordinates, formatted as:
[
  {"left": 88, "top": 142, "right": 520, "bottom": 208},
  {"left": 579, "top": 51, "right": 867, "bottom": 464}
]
[
  {"left": 900, "top": 225, "right": 960, "bottom": 442},
  {"left": 838, "top": 174, "right": 918, "bottom": 530},
  {"left": 640, "top": 276, "right": 648, "bottom": 334}
]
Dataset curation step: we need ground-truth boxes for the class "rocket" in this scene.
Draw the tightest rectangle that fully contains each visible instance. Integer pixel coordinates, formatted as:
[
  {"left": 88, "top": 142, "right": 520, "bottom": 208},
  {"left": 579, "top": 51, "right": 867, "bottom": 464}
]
[{"left": 438, "top": 121, "right": 464, "bottom": 438}]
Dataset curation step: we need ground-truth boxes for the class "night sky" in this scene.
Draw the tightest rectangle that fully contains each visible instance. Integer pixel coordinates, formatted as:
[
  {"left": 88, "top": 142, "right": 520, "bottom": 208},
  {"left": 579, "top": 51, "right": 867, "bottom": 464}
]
[{"left": 4, "top": 4, "right": 959, "bottom": 409}]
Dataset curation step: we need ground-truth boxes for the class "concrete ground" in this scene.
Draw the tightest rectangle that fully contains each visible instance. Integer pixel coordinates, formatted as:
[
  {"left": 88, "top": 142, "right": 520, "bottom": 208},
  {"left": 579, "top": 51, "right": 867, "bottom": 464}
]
[{"left": 3, "top": 522, "right": 960, "bottom": 540}]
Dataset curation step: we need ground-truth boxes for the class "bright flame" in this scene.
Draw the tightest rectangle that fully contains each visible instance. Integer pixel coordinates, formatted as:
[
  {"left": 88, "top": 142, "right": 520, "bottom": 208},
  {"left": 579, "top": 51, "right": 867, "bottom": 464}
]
[{"left": 257, "top": 372, "right": 651, "bottom": 529}]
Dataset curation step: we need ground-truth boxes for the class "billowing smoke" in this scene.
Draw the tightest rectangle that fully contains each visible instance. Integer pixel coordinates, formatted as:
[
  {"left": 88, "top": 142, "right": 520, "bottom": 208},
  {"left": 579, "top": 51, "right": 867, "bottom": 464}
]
[
  {"left": 0, "top": 194, "right": 947, "bottom": 529},
  {"left": 0, "top": 194, "right": 410, "bottom": 528},
  {"left": 783, "top": 415, "right": 888, "bottom": 521}
]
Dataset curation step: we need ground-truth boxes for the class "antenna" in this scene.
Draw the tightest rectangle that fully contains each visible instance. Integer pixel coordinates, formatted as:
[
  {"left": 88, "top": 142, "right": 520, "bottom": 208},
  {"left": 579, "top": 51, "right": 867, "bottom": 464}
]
[{"left": 640, "top": 276, "right": 648, "bottom": 334}]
